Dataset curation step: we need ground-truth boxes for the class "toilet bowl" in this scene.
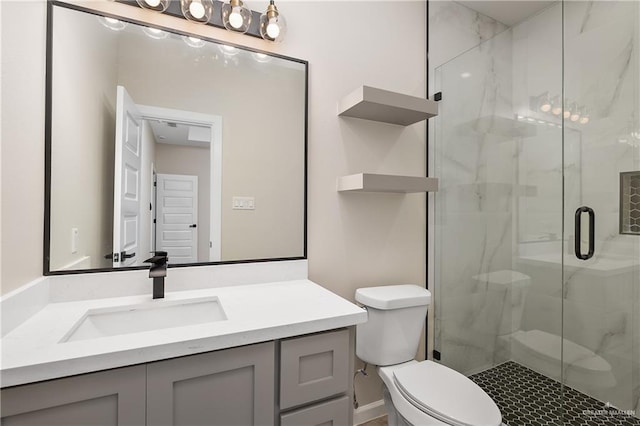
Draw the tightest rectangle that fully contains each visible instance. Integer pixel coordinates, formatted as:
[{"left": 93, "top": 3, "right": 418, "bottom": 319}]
[
  {"left": 355, "top": 285, "right": 502, "bottom": 426},
  {"left": 379, "top": 360, "right": 502, "bottom": 426}
]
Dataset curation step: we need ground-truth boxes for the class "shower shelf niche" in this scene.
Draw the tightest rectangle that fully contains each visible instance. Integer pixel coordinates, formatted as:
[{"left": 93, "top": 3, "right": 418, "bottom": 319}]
[
  {"left": 337, "top": 86, "right": 438, "bottom": 126},
  {"left": 337, "top": 173, "right": 439, "bottom": 193}
]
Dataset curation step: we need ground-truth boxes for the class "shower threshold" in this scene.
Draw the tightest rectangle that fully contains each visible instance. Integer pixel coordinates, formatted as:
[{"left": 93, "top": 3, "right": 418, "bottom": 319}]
[{"left": 469, "top": 361, "right": 640, "bottom": 426}]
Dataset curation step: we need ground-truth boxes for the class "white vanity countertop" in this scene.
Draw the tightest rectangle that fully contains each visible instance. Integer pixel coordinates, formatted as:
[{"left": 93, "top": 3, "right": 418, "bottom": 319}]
[{"left": 0, "top": 279, "right": 367, "bottom": 388}]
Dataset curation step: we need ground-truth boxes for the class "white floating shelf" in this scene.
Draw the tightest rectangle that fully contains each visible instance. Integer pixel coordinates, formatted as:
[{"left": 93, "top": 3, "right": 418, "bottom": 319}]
[
  {"left": 337, "top": 173, "right": 439, "bottom": 193},
  {"left": 337, "top": 86, "right": 438, "bottom": 126}
]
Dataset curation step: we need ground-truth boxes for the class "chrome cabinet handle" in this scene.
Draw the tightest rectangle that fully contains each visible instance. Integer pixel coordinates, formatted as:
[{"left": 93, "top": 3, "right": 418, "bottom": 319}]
[{"left": 574, "top": 206, "right": 595, "bottom": 260}]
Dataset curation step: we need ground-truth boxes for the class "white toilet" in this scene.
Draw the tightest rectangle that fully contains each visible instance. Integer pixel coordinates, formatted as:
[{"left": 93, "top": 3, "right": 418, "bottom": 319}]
[{"left": 355, "top": 285, "right": 502, "bottom": 426}]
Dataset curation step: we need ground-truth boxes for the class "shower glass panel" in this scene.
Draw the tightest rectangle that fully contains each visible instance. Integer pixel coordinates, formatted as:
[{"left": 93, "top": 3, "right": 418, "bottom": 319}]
[
  {"left": 434, "top": 1, "right": 640, "bottom": 423},
  {"left": 434, "top": 0, "right": 563, "bottom": 381},
  {"left": 561, "top": 0, "right": 640, "bottom": 419}
]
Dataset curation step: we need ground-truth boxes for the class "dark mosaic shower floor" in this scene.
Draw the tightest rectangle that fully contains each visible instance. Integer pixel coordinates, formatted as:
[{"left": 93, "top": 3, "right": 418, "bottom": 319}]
[{"left": 469, "top": 361, "right": 640, "bottom": 426}]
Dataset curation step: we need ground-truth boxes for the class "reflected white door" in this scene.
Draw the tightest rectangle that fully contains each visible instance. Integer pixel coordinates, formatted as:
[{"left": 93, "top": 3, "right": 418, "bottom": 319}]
[
  {"left": 113, "top": 86, "right": 142, "bottom": 267},
  {"left": 156, "top": 174, "right": 198, "bottom": 264}
]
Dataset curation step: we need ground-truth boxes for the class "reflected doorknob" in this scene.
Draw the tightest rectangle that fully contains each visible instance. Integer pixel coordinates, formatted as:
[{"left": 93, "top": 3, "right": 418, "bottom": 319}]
[{"left": 189, "top": 224, "right": 197, "bottom": 228}]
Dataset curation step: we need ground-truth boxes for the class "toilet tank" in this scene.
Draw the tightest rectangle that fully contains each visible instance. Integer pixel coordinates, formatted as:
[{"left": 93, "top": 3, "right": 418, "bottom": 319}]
[{"left": 355, "top": 285, "right": 431, "bottom": 366}]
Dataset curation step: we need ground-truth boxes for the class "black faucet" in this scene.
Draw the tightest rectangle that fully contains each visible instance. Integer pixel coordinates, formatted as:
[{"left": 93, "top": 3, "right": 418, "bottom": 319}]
[{"left": 144, "top": 251, "right": 168, "bottom": 299}]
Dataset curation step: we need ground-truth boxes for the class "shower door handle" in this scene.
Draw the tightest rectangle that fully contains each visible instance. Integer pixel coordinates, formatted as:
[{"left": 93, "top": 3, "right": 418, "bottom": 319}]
[{"left": 574, "top": 206, "right": 595, "bottom": 260}]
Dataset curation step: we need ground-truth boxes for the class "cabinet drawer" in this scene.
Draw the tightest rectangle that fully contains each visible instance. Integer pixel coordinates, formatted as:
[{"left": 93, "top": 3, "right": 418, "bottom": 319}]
[
  {"left": 280, "top": 396, "right": 349, "bottom": 426},
  {"left": 280, "top": 329, "right": 349, "bottom": 410}
]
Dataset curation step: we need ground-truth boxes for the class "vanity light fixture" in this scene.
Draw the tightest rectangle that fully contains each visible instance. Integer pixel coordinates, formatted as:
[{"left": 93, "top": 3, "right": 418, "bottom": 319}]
[
  {"left": 259, "top": 0, "right": 286, "bottom": 42},
  {"left": 136, "top": 0, "right": 169, "bottom": 13},
  {"left": 180, "top": 0, "right": 214, "bottom": 24},
  {"left": 222, "top": 0, "right": 252, "bottom": 33},
  {"left": 123, "top": 0, "right": 285, "bottom": 42}
]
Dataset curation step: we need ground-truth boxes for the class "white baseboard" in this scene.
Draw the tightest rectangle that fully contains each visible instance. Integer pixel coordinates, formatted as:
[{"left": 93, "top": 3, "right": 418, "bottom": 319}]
[{"left": 353, "top": 399, "right": 386, "bottom": 426}]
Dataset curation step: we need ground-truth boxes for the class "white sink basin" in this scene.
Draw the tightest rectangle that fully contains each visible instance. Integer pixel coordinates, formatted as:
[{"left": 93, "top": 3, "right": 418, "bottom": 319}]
[{"left": 61, "top": 296, "right": 227, "bottom": 342}]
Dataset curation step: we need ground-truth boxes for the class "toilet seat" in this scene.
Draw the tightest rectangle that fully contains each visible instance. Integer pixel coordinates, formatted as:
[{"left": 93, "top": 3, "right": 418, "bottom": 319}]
[{"left": 386, "top": 361, "right": 502, "bottom": 426}]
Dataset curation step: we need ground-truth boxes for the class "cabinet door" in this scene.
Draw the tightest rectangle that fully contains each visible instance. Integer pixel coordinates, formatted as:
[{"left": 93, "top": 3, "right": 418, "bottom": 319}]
[
  {"left": 280, "top": 329, "right": 349, "bottom": 410},
  {"left": 0, "top": 365, "right": 146, "bottom": 426},
  {"left": 147, "top": 341, "right": 275, "bottom": 426},
  {"left": 280, "top": 396, "right": 349, "bottom": 426}
]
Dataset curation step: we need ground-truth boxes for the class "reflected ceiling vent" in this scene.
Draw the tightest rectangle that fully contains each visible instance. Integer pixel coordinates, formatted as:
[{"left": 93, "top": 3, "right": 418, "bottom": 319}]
[{"left": 148, "top": 120, "right": 211, "bottom": 148}]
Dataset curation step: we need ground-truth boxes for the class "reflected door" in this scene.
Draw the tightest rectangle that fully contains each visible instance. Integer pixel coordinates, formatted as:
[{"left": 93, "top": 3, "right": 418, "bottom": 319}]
[
  {"left": 113, "top": 86, "right": 142, "bottom": 267},
  {"left": 155, "top": 174, "right": 198, "bottom": 264}
]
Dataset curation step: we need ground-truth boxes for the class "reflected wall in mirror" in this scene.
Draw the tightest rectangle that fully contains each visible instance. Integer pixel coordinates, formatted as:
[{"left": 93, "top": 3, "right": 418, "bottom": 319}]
[{"left": 46, "top": 2, "right": 307, "bottom": 273}]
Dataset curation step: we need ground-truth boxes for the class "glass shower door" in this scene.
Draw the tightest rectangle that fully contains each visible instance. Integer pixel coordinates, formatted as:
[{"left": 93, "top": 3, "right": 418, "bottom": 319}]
[
  {"left": 561, "top": 1, "right": 640, "bottom": 421},
  {"left": 433, "top": 1, "right": 640, "bottom": 423}
]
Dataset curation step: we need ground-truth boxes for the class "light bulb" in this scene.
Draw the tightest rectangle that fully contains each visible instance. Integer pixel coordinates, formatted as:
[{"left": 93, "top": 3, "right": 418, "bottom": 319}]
[
  {"left": 549, "top": 95, "right": 562, "bottom": 115},
  {"left": 266, "top": 17, "right": 280, "bottom": 39},
  {"left": 259, "top": 1, "right": 285, "bottom": 41},
  {"left": 137, "top": 0, "right": 168, "bottom": 12},
  {"left": 189, "top": 0, "right": 205, "bottom": 19},
  {"left": 540, "top": 101, "right": 551, "bottom": 112},
  {"left": 579, "top": 116, "right": 589, "bottom": 124},
  {"left": 229, "top": 7, "right": 244, "bottom": 28},
  {"left": 568, "top": 102, "right": 580, "bottom": 122},
  {"left": 563, "top": 110, "right": 571, "bottom": 119}
]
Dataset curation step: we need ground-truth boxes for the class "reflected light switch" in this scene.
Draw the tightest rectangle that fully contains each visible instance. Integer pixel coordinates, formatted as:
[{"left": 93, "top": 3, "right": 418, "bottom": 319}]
[{"left": 232, "top": 196, "right": 255, "bottom": 210}]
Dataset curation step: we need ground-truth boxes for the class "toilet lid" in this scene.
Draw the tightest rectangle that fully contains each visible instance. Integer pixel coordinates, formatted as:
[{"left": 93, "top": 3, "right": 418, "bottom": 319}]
[{"left": 393, "top": 361, "right": 502, "bottom": 426}]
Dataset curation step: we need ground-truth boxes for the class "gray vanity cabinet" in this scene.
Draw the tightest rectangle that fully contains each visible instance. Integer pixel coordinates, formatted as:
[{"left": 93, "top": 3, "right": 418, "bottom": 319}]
[
  {"left": 0, "top": 365, "right": 146, "bottom": 426},
  {"left": 0, "top": 329, "right": 353, "bottom": 426},
  {"left": 146, "top": 341, "right": 275, "bottom": 426}
]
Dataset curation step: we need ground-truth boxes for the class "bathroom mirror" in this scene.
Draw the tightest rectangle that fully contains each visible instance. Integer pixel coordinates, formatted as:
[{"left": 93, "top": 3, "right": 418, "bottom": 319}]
[{"left": 45, "top": 2, "right": 307, "bottom": 273}]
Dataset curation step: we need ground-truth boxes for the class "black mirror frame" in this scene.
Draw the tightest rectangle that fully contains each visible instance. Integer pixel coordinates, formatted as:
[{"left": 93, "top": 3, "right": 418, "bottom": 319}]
[{"left": 43, "top": 0, "right": 308, "bottom": 275}]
